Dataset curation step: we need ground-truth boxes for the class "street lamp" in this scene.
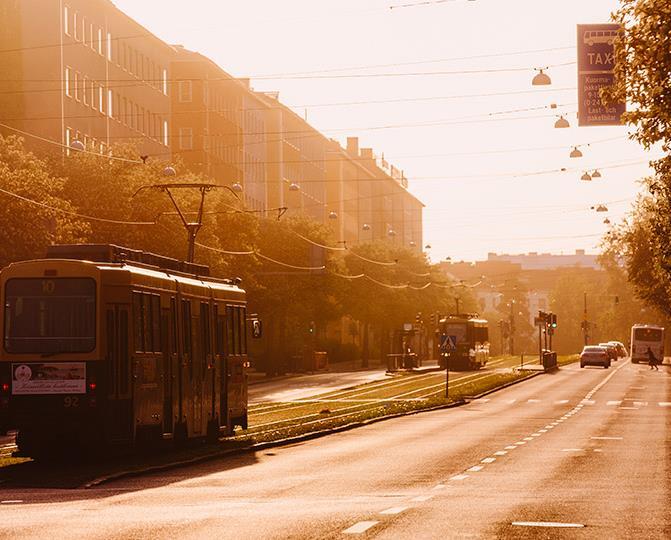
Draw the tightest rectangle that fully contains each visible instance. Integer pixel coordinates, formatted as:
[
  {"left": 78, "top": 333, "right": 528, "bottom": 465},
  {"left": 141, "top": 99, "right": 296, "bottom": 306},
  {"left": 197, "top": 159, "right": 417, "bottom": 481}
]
[
  {"left": 328, "top": 211, "right": 338, "bottom": 220},
  {"left": 70, "top": 139, "right": 85, "bottom": 152},
  {"left": 387, "top": 229, "right": 397, "bottom": 237},
  {"left": 362, "top": 223, "right": 370, "bottom": 231},
  {"left": 231, "top": 182, "right": 243, "bottom": 193},
  {"left": 163, "top": 165, "right": 177, "bottom": 177},
  {"left": 554, "top": 116, "right": 570, "bottom": 128},
  {"left": 580, "top": 172, "right": 592, "bottom": 181},
  {"left": 289, "top": 182, "right": 300, "bottom": 191},
  {"left": 569, "top": 146, "right": 583, "bottom": 158},
  {"left": 591, "top": 169, "right": 602, "bottom": 178},
  {"left": 532, "top": 68, "right": 551, "bottom": 86}
]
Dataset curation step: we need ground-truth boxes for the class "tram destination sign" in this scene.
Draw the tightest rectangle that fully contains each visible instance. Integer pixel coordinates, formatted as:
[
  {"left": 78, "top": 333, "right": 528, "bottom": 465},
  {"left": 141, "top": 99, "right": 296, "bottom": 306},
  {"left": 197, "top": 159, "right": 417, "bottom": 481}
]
[{"left": 577, "top": 23, "right": 625, "bottom": 126}]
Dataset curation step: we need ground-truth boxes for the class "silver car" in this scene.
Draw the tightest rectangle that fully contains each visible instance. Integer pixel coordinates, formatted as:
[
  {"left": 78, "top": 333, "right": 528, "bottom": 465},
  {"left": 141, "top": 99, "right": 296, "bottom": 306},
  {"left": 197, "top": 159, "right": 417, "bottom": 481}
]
[{"left": 580, "top": 346, "right": 610, "bottom": 368}]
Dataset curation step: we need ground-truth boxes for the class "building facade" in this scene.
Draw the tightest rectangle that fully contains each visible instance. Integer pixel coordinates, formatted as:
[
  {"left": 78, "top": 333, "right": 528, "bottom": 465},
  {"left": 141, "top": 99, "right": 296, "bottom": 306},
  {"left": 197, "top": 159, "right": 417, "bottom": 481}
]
[{"left": 0, "top": 0, "right": 173, "bottom": 159}]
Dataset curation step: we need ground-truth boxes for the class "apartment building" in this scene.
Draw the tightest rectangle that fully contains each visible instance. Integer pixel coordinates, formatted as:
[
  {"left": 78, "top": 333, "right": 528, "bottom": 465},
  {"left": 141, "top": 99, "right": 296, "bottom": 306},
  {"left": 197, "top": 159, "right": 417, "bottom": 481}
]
[{"left": 0, "top": 0, "right": 173, "bottom": 159}]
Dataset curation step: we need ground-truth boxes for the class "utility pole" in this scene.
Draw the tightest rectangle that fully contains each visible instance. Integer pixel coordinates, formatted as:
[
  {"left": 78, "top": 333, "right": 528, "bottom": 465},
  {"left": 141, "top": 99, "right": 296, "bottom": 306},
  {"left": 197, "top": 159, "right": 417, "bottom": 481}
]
[
  {"left": 509, "top": 299, "right": 515, "bottom": 355},
  {"left": 583, "top": 292, "right": 588, "bottom": 345}
]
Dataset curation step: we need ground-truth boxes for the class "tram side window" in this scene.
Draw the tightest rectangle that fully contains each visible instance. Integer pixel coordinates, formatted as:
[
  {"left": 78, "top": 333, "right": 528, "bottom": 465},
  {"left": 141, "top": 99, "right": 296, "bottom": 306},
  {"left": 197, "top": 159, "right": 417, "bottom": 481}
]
[
  {"left": 226, "top": 306, "right": 235, "bottom": 355},
  {"left": 239, "top": 307, "right": 247, "bottom": 354},
  {"left": 200, "top": 302, "right": 211, "bottom": 361},
  {"left": 182, "top": 299, "right": 192, "bottom": 371},
  {"left": 214, "top": 305, "right": 226, "bottom": 356},
  {"left": 132, "top": 292, "right": 162, "bottom": 353}
]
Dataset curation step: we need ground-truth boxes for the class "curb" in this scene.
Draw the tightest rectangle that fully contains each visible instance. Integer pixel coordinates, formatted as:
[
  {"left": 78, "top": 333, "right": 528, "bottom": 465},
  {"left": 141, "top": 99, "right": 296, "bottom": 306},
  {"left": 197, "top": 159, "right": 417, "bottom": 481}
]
[
  {"left": 83, "top": 399, "right": 465, "bottom": 489},
  {"left": 83, "top": 364, "right": 552, "bottom": 488}
]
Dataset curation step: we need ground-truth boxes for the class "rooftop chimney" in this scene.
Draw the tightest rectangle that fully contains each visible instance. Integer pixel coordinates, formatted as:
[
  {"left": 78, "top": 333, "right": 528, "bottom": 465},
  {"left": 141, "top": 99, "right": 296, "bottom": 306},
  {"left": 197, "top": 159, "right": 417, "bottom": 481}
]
[{"left": 346, "top": 137, "right": 359, "bottom": 157}]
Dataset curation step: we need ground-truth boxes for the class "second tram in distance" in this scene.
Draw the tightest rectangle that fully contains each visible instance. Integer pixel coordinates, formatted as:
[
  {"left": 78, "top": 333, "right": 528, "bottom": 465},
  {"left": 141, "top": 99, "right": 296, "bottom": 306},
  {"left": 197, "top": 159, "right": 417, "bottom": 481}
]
[{"left": 438, "top": 314, "right": 490, "bottom": 371}]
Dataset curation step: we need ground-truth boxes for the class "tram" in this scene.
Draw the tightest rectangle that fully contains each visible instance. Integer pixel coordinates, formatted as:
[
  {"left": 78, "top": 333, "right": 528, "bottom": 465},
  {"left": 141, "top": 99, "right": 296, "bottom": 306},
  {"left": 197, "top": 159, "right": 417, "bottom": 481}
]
[
  {"left": 0, "top": 244, "right": 249, "bottom": 457},
  {"left": 438, "top": 314, "right": 489, "bottom": 371}
]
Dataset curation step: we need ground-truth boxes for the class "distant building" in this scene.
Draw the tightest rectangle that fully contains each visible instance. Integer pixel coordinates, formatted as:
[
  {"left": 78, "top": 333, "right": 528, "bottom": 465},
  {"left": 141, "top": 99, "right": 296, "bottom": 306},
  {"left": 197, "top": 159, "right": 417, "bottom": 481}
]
[
  {"left": 0, "top": 0, "right": 173, "bottom": 159},
  {"left": 486, "top": 249, "right": 600, "bottom": 270}
]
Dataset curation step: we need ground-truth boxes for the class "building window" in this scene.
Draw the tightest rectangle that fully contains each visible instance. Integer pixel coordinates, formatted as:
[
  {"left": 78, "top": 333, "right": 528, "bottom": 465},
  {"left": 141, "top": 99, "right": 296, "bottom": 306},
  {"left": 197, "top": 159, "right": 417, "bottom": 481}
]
[
  {"left": 65, "top": 127, "right": 72, "bottom": 155},
  {"left": 83, "top": 77, "right": 89, "bottom": 105},
  {"left": 162, "top": 69, "right": 168, "bottom": 95},
  {"left": 134, "top": 104, "right": 139, "bottom": 130},
  {"left": 98, "top": 28, "right": 103, "bottom": 55},
  {"left": 178, "top": 80, "right": 192, "bottom": 103},
  {"left": 107, "top": 90, "right": 113, "bottom": 118},
  {"left": 179, "top": 127, "right": 193, "bottom": 150},
  {"left": 140, "top": 106, "right": 145, "bottom": 133},
  {"left": 106, "top": 32, "right": 112, "bottom": 61},
  {"left": 64, "top": 6, "right": 70, "bottom": 36},
  {"left": 122, "top": 42, "right": 127, "bottom": 70},
  {"left": 122, "top": 97, "right": 127, "bottom": 125},
  {"left": 74, "top": 71, "right": 80, "bottom": 101},
  {"left": 163, "top": 120, "right": 169, "bottom": 146},
  {"left": 73, "top": 12, "right": 80, "bottom": 41},
  {"left": 64, "top": 67, "right": 72, "bottom": 97},
  {"left": 98, "top": 85, "right": 104, "bottom": 113}
]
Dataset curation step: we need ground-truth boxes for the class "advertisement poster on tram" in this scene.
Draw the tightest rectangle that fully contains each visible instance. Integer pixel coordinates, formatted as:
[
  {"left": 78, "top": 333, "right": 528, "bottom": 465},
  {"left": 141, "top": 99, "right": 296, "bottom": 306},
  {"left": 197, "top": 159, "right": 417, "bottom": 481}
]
[
  {"left": 577, "top": 23, "right": 625, "bottom": 126},
  {"left": 11, "top": 362, "right": 86, "bottom": 394}
]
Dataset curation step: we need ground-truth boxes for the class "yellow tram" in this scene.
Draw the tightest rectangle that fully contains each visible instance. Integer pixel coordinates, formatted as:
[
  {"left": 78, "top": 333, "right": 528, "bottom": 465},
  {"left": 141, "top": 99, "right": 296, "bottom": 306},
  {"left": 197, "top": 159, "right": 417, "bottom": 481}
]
[{"left": 0, "top": 244, "right": 249, "bottom": 457}]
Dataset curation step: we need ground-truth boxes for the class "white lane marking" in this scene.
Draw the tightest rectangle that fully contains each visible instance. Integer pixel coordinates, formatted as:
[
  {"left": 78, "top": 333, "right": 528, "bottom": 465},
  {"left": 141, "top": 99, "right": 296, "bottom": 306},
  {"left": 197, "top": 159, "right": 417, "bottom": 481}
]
[
  {"left": 633, "top": 401, "right": 648, "bottom": 407},
  {"left": 659, "top": 402, "right": 671, "bottom": 407},
  {"left": 481, "top": 457, "right": 496, "bottom": 464},
  {"left": 593, "top": 449, "right": 603, "bottom": 453},
  {"left": 631, "top": 386, "right": 645, "bottom": 390},
  {"left": 515, "top": 441, "right": 526, "bottom": 445},
  {"left": 523, "top": 437, "right": 533, "bottom": 441},
  {"left": 494, "top": 451, "right": 507, "bottom": 456},
  {"left": 619, "top": 406, "right": 638, "bottom": 410},
  {"left": 467, "top": 465, "right": 484, "bottom": 472},
  {"left": 527, "top": 399, "right": 541, "bottom": 403},
  {"left": 450, "top": 474, "right": 469, "bottom": 481},
  {"left": 591, "top": 436, "right": 623, "bottom": 440},
  {"left": 380, "top": 506, "right": 408, "bottom": 515},
  {"left": 343, "top": 521, "right": 379, "bottom": 534},
  {"left": 411, "top": 495, "right": 433, "bottom": 502},
  {"left": 545, "top": 425, "right": 554, "bottom": 429},
  {"left": 0, "top": 500, "right": 23, "bottom": 504},
  {"left": 607, "top": 400, "right": 622, "bottom": 406},
  {"left": 555, "top": 399, "right": 569, "bottom": 404},
  {"left": 506, "top": 399, "right": 517, "bottom": 404},
  {"left": 512, "top": 521, "right": 585, "bottom": 528},
  {"left": 432, "top": 484, "right": 446, "bottom": 490},
  {"left": 531, "top": 434, "right": 541, "bottom": 437},
  {"left": 505, "top": 445, "right": 517, "bottom": 450},
  {"left": 562, "top": 448, "right": 584, "bottom": 452}
]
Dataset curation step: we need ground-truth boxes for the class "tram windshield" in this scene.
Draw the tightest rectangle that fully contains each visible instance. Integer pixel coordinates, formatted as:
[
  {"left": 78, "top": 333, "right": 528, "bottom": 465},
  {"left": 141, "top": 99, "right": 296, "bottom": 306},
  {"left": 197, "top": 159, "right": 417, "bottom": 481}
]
[
  {"left": 443, "top": 322, "right": 468, "bottom": 344},
  {"left": 4, "top": 278, "right": 96, "bottom": 353}
]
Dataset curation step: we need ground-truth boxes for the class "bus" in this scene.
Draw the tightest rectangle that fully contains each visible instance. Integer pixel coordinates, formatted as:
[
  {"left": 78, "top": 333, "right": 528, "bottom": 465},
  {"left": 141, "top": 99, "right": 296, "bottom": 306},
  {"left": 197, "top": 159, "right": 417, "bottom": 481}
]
[
  {"left": 630, "top": 324, "right": 664, "bottom": 364},
  {"left": 583, "top": 29, "right": 618, "bottom": 46},
  {"left": 0, "top": 244, "right": 250, "bottom": 458},
  {"left": 438, "top": 314, "right": 489, "bottom": 371}
]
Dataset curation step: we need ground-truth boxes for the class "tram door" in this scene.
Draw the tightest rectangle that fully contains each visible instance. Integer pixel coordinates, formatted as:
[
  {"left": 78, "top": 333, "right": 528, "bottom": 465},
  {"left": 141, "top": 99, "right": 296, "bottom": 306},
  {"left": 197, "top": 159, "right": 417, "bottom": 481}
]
[
  {"left": 214, "top": 304, "right": 228, "bottom": 431},
  {"left": 106, "top": 305, "right": 133, "bottom": 442},
  {"left": 160, "top": 299, "right": 177, "bottom": 435}
]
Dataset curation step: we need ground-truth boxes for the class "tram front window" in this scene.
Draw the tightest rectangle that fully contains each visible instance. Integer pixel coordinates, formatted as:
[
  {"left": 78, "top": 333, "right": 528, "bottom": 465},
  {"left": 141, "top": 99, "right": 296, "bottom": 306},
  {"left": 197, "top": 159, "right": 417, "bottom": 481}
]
[
  {"left": 443, "top": 323, "right": 467, "bottom": 344},
  {"left": 4, "top": 278, "right": 96, "bottom": 353}
]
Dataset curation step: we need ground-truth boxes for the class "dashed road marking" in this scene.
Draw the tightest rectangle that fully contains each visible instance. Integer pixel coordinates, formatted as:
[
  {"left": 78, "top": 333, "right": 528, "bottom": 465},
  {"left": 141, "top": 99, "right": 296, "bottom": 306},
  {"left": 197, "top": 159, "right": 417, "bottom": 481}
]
[
  {"left": 593, "top": 449, "right": 603, "bottom": 452},
  {"left": 581, "top": 399, "right": 596, "bottom": 405},
  {"left": 523, "top": 437, "right": 533, "bottom": 441},
  {"left": 633, "top": 401, "right": 648, "bottom": 407},
  {"left": 555, "top": 399, "right": 569, "bottom": 404},
  {"left": 432, "top": 484, "right": 446, "bottom": 490},
  {"left": 481, "top": 457, "right": 496, "bottom": 464},
  {"left": 380, "top": 507, "right": 408, "bottom": 515},
  {"left": 505, "top": 445, "right": 517, "bottom": 450},
  {"left": 562, "top": 448, "right": 584, "bottom": 452},
  {"left": 450, "top": 474, "right": 469, "bottom": 481},
  {"left": 515, "top": 441, "right": 526, "bottom": 445},
  {"left": 467, "top": 465, "right": 484, "bottom": 472},
  {"left": 512, "top": 521, "right": 585, "bottom": 529},
  {"left": 1, "top": 500, "right": 22, "bottom": 504},
  {"left": 343, "top": 521, "right": 379, "bottom": 534},
  {"left": 607, "top": 400, "right": 622, "bottom": 406},
  {"left": 494, "top": 451, "right": 507, "bottom": 456},
  {"left": 619, "top": 406, "right": 638, "bottom": 410},
  {"left": 531, "top": 433, "right": 541, "bottom": 437},
  {"left": 591, "top": 436, "right": 623, "bottom": 440},
  {"left": 659, "top": 402, "right": 671, "bottom": 407},
  {"left": 538, "top": 429, "right": 548, "bottom": 433},
  {"left": 411, "top": 495, "right": 433, "bottom": 502},
  {"left": 527, "top": 399, "right": 541, "bottom": 403}
]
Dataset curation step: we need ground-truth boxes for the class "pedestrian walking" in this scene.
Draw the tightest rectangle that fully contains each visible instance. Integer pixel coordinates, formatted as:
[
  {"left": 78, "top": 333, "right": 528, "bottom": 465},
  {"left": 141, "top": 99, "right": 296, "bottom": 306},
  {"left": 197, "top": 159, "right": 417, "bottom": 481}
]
[{"left": 646, "top": 346, "right": 659, "bottom": 371}]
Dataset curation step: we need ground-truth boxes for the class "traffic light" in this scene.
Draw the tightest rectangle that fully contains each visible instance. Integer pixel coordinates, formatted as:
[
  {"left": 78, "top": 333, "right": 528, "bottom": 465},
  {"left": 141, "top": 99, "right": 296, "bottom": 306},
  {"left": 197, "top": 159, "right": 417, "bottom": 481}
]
[
  {"left": 614, "top": 295, "right": 619, "bottom": 305},
  {"left": 550, "top": 313, "right": 557, "bottom": 328},
  {"left": 429, "top": 313, "right": 436, "bottom": 326},
  {"left": 308, "top": 321, "right": 316, "bottom": 334}
]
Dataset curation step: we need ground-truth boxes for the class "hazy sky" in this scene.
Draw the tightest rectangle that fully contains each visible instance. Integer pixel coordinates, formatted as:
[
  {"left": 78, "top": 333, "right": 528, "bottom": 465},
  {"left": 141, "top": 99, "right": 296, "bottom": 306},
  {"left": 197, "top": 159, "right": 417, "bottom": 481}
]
[{"left": 114, "top": 0, "right": 651, "bottom": 262}]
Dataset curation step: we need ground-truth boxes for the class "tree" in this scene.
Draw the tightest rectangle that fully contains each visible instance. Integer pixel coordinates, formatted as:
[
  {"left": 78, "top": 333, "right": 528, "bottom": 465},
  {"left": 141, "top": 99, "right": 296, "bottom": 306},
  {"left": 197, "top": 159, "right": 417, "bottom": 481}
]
[{"left": 0, "top": 135, "right": 86, "bottom": 266}]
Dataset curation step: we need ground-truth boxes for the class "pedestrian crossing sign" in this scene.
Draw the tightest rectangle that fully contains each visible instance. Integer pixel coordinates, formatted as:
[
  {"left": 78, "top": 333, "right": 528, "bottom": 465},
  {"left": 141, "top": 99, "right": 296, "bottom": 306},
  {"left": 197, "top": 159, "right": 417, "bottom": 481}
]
[{"left": 441, "top": 334, "right": 457, "bottom": 351}]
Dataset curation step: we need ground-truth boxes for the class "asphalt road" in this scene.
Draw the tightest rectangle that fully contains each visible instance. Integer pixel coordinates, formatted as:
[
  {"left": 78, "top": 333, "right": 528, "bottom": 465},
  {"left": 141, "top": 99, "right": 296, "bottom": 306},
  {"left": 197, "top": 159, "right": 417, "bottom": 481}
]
[{"left": 1, "top": 360, "right": 669, "bottom": 539}]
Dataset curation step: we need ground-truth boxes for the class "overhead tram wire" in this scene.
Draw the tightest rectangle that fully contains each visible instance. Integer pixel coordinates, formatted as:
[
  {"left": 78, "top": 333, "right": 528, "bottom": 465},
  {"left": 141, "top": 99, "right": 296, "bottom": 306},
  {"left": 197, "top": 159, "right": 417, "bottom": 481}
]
[{"left": 0, "top": 186, "right": 156, "bottom": 226}]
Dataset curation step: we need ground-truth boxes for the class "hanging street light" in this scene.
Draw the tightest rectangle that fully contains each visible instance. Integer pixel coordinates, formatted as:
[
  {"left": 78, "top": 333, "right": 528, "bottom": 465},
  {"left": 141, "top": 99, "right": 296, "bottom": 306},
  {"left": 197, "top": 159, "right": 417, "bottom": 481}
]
[
  {"left": 362, "top": 223, "right": 370, "bottom": 231},
  {"left": 328, "top": 211, "right": 338, "bottom": 220},
  {"left": 554, "top": 116, "right": 570, "bottom": 128},
  {"left": 424, "top": 244, "right": 432, "bottom": 249},
  {"left": 532, "top": 68, "right": 551, "bottom": 86},
  {"left": 387, "top": 229, "right": 397, "bottom": 237},
  {"left": 70, "top": 139, "right": 85, "bottom": 152},
  {"left": 569, "top": 146, "right": 583, "bottom": 158},
  {"left": 231, "top": 182, "right": 243, "bottom": 192},
  {"left": 163, "top": 165, "right": 177, "bottom": 177},
  {"left": 581, "top": 172, "right": 592, "bottom": 181},
  {"left": 591, "top": 169, "right": 602, "bottom": 178},
  {"left": 288, "top": 182, "right": 300, "bottom": 191},
  {"left": 603, "top": 218, "right": 611, "bottom": 224}
]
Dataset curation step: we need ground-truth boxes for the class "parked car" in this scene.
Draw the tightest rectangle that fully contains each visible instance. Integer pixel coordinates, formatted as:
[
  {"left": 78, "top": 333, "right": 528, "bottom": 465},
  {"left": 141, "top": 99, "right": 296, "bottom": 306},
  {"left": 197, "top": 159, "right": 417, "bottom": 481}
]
[
  {"left": 599, "top": 343, "right": 619, "bottom": 361},
  {"left": 607, "top": 341, "right": 628, "bottom": 358},
  {"left": 581, "top": 346, "right": 610, "bottom": 368}
]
